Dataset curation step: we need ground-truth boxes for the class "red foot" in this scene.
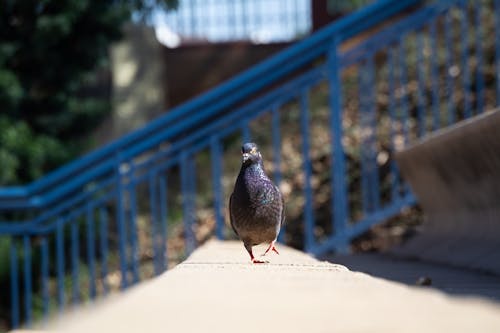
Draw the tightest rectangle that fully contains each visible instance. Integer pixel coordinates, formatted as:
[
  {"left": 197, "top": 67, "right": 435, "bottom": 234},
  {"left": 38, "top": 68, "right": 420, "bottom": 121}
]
[
  {"left": 252, "top": 258, "right": 269, "bottom": 264},
  {"left": 263, "top": 241, "right": 280, "bottom": 256},
  {"left": 246, "top": 244, "right": 271, "bottom": 264}
]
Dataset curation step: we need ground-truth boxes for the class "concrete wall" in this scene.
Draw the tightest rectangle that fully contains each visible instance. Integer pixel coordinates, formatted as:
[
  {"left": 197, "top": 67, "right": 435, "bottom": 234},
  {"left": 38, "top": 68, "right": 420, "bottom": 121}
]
[{"left": 395, "top": 109, "right": 500, "bottom": 274}]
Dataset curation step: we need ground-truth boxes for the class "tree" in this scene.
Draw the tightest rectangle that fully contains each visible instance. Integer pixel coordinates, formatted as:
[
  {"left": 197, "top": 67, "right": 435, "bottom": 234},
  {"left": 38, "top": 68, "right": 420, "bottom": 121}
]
[{"left": 0, "top": 0, "right": 177, "bottom": 185}]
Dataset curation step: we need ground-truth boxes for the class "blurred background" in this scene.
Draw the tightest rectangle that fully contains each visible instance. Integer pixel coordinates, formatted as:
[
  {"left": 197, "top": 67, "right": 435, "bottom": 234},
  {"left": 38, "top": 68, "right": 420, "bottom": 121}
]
[
  {"left": 2, "top": 0, "right": 500, "bottom": 331},
  {"left": 0, "top": 0, "right": 373, "bottom": 188},
  {"left": 0, "top": 1, "right": 377, "bottom": 329}
]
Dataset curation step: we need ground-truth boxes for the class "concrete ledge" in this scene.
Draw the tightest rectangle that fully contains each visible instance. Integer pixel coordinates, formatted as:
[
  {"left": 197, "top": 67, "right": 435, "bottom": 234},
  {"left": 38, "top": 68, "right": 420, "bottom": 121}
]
[
  {"left": 47, "top": 240, "right": 500, "bottom": 333},
  {"left": 395, "top": 109, "right": 500, "bottom": 274}
]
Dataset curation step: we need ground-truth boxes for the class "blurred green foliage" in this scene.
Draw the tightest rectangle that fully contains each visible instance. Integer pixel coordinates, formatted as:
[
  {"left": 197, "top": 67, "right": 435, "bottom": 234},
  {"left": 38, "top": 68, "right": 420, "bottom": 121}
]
[{"left": 0, "top": 0, "right": 176, "bottom": 186}]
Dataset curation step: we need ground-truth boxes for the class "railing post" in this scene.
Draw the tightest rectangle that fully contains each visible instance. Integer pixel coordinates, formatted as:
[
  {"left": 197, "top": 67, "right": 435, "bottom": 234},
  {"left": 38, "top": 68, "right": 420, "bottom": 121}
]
[
  {"left": 41, "top": 236, "right": 49, "bottom": 322},
  {"left": 327, "top": 36, "right": 350, "bottom": 253},
  {"left": 460, "top": 2, "right": 471, "bottom": 119},
  {"left": 98, "top": 206, "right": 109, "bottom": 294},
  {"left": 210, "top": 137, "right": 225, "bottom": 240},
  {"left": 158, "top": 175, "right": 168, "bottom": 271},
  {"left": 474, "top": 1, "right": 485, "bottom": 114},
  {"left": 149, "top": 173, "right": 161, "bottom": 275},
  {"left": 299, "top": 89, "right": 315, "bottom": 252},
  {"left": 429, "top": 19, "right": 440, "bottom": 129},
  {"left": 496, "top": 0, "right": 500, "bottom": 106},
  {"left": 70, "top": 220, "right": 79, "bottom": 305},
  {"left": 23, "top": 235, "right": 32, "bottom": 326},
  {"left": 271, "top": 105, "right": 284, "bottom": 243},
  {"left": 115, "top": 154, "right": 129, "bottom": 290},
  {"left": 387, "top": 47, "right": 401, "bottom": 201},
  {"left": 127, "top": 166, "right": 140, "bottom": 285},
  {"left": 10, "top": 239, "right": 19, "bottom": 329},
  {"left": 86, "top": 204, "right": 97, "bottom": 299},
  {"left": 444, "top": 10, "right": 455, "bottom": 125},
  {"left": 181, "top": 153, "right": 196, "bottom": 254},
  {"left": 56, "top": 218, "right": 65, "bottom": 312}
]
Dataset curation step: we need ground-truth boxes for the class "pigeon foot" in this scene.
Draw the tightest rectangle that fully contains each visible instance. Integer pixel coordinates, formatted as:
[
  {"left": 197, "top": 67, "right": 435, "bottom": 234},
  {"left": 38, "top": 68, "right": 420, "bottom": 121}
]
[
  {"left": 252, "top": 258, "right": 269, "bottom": 264},
  {"left": 247, "top": 248, "right": 269, "bottom": 264},
  {"left": 262, "top": 241, "right": 280, "bottom": 256}
]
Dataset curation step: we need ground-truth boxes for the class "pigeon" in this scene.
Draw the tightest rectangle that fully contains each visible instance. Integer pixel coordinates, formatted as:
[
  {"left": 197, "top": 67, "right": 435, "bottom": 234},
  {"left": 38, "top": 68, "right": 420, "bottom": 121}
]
[{"left": 229, "top": 142, "right": 285, "bottom": 263}]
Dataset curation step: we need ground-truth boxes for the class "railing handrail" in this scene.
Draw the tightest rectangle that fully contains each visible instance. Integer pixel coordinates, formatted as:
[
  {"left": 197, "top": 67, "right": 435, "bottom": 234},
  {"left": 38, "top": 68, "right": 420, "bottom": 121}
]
[{"left": 0, "top": 0, "right": 420, "bottom": 209}]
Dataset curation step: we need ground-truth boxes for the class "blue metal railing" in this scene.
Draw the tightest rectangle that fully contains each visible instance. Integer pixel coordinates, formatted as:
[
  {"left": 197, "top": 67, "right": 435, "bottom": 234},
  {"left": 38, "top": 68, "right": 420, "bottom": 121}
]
[{"left": 1, "top": 0, "right": 499, "bottom": 329}]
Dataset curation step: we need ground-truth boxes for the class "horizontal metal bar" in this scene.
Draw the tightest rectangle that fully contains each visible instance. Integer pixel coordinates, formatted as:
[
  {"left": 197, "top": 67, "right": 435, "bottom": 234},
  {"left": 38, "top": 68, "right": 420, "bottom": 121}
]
[
  {"left": 0, "top": 161, "right": 115, "bottom": 210},
  {"left": 0, "top": 187, "right": 117, "bottom": 235},
  {"left": 309, "top": 192, "right": 416, "bottom": 256},
  {"left": 345, "top": 193, "right": 416, "bottom": 240}
]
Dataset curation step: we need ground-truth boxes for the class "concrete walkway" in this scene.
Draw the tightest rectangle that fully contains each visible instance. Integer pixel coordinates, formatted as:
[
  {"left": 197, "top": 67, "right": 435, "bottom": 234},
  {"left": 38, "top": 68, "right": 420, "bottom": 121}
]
[
  {"left": 43, "top": 240, "right": 500, "bottom": 332},
  {"left": 330, "top": 253, "right": 500, "bottom": 301}
]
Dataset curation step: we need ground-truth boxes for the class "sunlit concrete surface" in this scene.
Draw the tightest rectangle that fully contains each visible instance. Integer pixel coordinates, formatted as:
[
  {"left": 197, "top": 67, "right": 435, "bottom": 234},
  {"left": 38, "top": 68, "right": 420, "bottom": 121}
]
[{"left": 27, "top": 240, "right": 499, "bottom": 333}]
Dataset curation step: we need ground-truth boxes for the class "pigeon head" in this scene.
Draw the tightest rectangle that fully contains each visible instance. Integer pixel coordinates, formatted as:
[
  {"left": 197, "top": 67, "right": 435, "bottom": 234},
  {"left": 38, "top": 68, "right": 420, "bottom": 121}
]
[{"left": 241, "top": 142, "right": 262, "bottom": 166}]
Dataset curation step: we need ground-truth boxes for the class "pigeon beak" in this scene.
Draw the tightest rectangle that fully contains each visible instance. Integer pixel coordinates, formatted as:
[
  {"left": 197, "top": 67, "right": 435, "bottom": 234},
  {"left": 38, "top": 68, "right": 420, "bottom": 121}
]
[{"left": 242, "top": 153, "right": 250, "bottom": 162}]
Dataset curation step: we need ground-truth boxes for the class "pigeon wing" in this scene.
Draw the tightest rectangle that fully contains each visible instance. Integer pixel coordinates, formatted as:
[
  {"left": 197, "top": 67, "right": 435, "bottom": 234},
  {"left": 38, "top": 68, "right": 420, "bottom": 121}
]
[
  {"left": 229, "top": 192, "right": 239, "bottom": 237},
  {"left": 276, "top": 185, "right": 285, "bottom": 228}
]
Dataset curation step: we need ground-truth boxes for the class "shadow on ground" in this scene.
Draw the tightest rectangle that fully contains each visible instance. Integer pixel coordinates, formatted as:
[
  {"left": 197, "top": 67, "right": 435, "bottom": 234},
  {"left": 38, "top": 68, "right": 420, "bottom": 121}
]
[{"left": 325, "top": 253, "right": 500, "bottom": 302}]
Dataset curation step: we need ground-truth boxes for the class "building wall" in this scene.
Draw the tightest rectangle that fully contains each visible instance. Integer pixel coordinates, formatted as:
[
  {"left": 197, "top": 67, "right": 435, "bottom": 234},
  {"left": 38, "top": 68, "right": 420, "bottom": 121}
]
[{"left": 162, "top": 41, "right": 290, "bottom": 108}]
